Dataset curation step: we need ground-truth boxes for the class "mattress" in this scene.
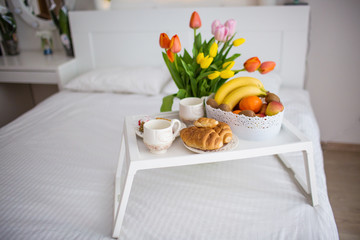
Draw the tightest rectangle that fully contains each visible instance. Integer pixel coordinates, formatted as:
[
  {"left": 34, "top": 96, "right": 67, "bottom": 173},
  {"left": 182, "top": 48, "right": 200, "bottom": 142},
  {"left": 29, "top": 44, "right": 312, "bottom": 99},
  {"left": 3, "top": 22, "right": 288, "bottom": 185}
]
[{"left": 0, "top": 89, "right": 338, "bottom": 240}]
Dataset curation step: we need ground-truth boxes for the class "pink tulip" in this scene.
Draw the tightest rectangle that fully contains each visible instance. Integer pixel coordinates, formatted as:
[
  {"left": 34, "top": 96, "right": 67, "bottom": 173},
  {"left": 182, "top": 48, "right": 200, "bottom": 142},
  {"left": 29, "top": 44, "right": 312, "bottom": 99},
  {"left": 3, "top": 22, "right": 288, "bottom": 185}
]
[
  {"left": 214, "top": 25, "right": 229, "bottom": 42},
  {"left": 225, "top": 19, "right": 236, "bottom": 37},
  {"left": 211, "top": 20, "right": 221, "bottom": 35}
]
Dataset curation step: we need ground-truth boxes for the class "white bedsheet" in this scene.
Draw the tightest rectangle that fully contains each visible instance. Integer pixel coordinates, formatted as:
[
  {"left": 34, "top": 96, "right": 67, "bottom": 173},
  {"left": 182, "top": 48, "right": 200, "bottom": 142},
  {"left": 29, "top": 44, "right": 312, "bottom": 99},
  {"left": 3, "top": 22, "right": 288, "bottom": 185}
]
[{"left": 0, "top": 89, "right": 338, "bottom": 240}]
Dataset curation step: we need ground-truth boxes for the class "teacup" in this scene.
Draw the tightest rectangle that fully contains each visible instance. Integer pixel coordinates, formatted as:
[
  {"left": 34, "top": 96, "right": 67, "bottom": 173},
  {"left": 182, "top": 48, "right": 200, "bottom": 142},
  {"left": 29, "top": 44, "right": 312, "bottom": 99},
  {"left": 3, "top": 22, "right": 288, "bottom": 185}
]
[
  {"left": 143, "top": 119, "right": 181, "bottom": 154},
  {"left": 179, "top": 97, "right": 206, "bottom": 126}
]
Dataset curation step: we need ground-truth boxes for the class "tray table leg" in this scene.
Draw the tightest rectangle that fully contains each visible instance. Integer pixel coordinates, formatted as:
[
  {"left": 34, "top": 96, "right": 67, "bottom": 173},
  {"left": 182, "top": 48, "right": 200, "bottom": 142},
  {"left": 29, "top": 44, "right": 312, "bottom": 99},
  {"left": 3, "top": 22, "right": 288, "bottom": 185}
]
[
  {"left": 112, "top": 133, "right": 137, "bottom": 238},
  {"left": 113, "top": 134, "right": 125, "bottom": 221},
  {"left": 277, "top": 145, "right": 318, "bottom": 206},
  {"left": 303, "top": 145, "right": 319, "bottom": 206},
  {"left": 112, "top": 169, "right": 136, "bottom": 238}
]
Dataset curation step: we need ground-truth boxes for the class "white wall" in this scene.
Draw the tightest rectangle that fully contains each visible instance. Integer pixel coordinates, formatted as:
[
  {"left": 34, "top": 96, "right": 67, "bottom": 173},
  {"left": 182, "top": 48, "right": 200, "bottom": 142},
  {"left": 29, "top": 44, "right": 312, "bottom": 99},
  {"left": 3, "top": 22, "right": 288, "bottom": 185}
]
[{"left": 306, "top": 0, "right": 360, "bottom": 144}]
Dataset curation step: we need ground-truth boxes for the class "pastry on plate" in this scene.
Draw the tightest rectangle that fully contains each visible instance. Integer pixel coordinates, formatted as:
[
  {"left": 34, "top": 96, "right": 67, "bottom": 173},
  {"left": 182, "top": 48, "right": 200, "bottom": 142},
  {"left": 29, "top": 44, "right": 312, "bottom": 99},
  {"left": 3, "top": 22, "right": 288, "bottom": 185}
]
[{"left": 180, "top": 117, "right": 232, "bottom": 150}]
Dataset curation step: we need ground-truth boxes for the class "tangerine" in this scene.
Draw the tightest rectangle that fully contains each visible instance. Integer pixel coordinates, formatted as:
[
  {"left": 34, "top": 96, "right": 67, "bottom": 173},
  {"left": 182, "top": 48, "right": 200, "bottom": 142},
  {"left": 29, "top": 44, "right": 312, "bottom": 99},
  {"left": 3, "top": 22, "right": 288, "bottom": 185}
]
[
  {"left": 239, "top": 96, "right": 263, "bottom": 113},
  {"left": 232, "top": 110, "right": 242, "bottom": 114}
]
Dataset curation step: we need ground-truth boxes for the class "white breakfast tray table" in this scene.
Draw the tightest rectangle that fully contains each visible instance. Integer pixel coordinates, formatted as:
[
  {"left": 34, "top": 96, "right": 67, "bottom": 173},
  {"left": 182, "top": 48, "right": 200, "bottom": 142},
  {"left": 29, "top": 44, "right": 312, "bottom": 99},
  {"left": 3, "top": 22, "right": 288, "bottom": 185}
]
[{"left": 112, "top": 111, "right": 318, "bottom": 238}]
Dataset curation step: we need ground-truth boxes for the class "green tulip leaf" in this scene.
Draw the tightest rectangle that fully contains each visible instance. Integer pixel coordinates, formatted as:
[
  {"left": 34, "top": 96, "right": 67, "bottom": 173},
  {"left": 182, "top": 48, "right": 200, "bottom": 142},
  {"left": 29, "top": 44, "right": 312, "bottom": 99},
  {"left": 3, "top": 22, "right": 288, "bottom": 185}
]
[
  {"left": 183, "top": 49, "right": 193, "bottom": 63},
  {"left": 176, "top": 89, "right": 188, "bottom": 99},
  {"left": 189, "top": 76, "right": 198, "bottom": 97},
  {"left": 192, "top": 46, "right": 198, "bottom": 58},
  {"left": 162, "top": 52, "right": 183, "bottom": 89},
  {"left": 196, "top": 71, "right": 212, "bottom": 80},
  {"left": 195, "top": 33, "right": 202, "bottom": 50},
  {"left": 199, "top": 80, "right": 209, "bottom": 96},
  {"left": 180, "top": 58, "right": 194, "bottom": 78},
  {"left": 160, "top": 94, "right": 176, "bottom": 112},
  {"left": 225, "top": 53, "right": 241, "bottom": 62}
]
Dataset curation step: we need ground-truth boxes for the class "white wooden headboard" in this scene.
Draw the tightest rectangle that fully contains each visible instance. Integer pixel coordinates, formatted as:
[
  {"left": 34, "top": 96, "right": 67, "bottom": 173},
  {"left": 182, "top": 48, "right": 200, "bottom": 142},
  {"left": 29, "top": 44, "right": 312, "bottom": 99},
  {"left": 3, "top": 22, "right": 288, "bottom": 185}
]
[{"left": 67, "top": 6, "right": 310, "bottom": 89}]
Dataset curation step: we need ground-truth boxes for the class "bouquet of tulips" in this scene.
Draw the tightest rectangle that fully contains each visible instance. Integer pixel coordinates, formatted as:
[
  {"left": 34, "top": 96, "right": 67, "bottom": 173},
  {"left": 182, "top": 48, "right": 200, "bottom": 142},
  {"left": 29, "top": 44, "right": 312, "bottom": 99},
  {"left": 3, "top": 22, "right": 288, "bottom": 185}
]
[{"left": 159, "top": 11, "right": 275, "bottom": 112}]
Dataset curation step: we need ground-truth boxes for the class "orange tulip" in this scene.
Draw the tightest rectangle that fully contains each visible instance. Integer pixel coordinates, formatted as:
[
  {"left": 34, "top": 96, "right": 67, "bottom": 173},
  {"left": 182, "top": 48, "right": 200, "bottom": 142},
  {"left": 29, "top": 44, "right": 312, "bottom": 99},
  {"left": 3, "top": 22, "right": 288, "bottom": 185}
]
[
  {"left": 166, "top": 49, "right": 175, "bottom": 63},
  {"left": 244, "top": 57, "right": 261, "bottom": 72},
  {"left": 259, "top": 61, "right": 276, "bottom": 74},
  {"left": 159, "top": 33, "right": 171, "bottom": 49},
  {"left": 189, "top": 11, "right": 201, "bottom": 29},
  {"left": 170, "top": 34, "right": 181, "bottom": 53}
]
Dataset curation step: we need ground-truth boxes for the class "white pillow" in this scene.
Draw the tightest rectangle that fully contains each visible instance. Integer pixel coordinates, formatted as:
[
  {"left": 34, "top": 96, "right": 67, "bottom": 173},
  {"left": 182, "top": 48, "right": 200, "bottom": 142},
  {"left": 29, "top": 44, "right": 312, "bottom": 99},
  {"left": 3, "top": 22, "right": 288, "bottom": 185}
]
[
  {"left": 65, "top": 66, "right": 171, "bottom": 95},
  {"left": 161, "top": 79, "right": 178, "bottom": 95},
  {"left": 161, "top": 71, "right": 282, "bottom": 95}
]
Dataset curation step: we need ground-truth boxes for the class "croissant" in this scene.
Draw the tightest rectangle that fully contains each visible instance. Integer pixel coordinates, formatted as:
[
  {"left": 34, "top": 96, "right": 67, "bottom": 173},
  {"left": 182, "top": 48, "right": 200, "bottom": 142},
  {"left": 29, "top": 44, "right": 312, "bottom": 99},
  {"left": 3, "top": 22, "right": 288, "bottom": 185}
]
[
  {"left": 194, "top": 117, "right": 219, "bottom": 128},
  {"left": 180, "top": 126, "right": 223, "bottom": 150},
  {"left": 213, "top": 122, "right": 233, "bottom": 144}
]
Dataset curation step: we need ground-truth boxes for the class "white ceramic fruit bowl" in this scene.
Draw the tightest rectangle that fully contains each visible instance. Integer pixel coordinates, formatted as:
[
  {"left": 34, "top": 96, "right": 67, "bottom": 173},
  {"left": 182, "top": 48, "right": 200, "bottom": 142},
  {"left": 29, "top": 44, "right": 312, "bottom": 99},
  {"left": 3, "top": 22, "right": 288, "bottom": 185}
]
[{"left": 205, "top": 97, "right": 284, "bottom": 141}]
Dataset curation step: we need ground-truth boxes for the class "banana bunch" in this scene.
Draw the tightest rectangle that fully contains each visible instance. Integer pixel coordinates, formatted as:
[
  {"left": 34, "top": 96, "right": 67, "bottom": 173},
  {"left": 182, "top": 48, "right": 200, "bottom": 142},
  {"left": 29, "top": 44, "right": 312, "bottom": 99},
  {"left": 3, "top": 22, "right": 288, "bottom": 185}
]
[{"left": 214, "top": 77, "right": 267, "bottom": 110}]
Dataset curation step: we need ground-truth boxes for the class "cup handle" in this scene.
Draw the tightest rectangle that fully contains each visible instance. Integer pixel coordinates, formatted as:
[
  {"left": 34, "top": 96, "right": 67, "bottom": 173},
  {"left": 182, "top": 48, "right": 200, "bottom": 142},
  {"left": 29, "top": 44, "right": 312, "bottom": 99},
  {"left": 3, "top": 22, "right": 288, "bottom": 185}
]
[{"left": 171, "top": 119, "right": 182, "bottom": 139}]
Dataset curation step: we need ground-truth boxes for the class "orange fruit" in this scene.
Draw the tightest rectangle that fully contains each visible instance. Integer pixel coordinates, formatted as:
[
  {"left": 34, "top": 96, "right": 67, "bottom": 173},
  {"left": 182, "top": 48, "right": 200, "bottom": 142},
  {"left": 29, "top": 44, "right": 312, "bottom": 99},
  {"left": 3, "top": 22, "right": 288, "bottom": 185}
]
[
  {"left": 232, "top": 110, "right": 242, "bottom": 114},
  {"left": 239, "top": 96, "right": 263, "bottom": 113}
]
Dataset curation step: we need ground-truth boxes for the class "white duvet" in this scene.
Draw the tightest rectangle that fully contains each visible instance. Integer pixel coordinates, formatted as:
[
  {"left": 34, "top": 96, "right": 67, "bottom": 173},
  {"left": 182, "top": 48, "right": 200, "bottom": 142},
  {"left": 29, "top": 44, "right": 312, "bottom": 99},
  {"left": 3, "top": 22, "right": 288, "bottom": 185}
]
[{"left": 0, "top": 89, "right": 338, "bottom": 240}]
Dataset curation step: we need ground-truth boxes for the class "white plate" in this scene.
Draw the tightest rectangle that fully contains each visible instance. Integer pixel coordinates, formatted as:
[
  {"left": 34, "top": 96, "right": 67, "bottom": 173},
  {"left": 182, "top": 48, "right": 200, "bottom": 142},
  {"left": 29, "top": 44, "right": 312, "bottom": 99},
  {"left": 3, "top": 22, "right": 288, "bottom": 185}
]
[
  {"left": 183, "top": 135, "right": 239, "bottom": 154},
  {"left": 135, "top": 118, "right": 186, "bottom": 138}
]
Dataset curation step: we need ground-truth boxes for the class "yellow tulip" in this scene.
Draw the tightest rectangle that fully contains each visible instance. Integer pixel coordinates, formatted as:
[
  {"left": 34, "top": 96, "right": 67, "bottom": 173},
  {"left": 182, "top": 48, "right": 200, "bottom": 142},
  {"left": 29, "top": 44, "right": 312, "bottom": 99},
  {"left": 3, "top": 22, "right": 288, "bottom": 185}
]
[
  {"left": 208, "top": 71, "right": 220, "bottom": 80},
  {"left": 222, "top": 61, "right": 235, "bottom": 70},
  {"left": 196, "top": 52, "right": 204, "bottom": 64},
  {"left": 200, "top": 56, "right": 213, "bottom": 69},
  {"left": 209, "top": 42, "right": 218, "bottom": 58},
  {"left": 220, "top": 69, "right": 235, "bottom": 79},
  {"left": 233, "top": 38, "right": 246, "bottom": 47}
]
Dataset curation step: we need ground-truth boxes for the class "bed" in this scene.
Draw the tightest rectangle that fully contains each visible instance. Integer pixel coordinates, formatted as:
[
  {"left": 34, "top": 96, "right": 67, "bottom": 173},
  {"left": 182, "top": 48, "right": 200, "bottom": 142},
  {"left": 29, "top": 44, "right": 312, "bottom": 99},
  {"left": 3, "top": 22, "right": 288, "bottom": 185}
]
[{"left": 0, "top": 6, "right": 339, "bottom": 240}]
